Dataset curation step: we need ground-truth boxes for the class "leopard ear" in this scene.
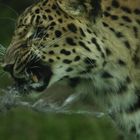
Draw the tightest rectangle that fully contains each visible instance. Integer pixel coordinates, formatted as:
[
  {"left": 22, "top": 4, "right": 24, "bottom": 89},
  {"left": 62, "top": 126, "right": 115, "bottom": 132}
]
[
  {"left": 57, "top": 0, "right": 86, "bottom": 16},
  {"left": 57, "top": 0, "right": 102, "bottom": 21}
]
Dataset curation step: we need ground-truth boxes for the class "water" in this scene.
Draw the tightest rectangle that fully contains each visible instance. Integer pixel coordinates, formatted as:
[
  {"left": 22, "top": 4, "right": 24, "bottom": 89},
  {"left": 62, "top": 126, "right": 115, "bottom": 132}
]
[{"left": 0, "top": 86, "right": 106, "bottom": 118}]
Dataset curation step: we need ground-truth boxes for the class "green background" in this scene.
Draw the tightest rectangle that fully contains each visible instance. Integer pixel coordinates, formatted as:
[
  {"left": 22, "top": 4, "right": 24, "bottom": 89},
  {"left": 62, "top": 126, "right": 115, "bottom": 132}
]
[{"left": 0, "top": 0, "right": 118, "bottom": 140}]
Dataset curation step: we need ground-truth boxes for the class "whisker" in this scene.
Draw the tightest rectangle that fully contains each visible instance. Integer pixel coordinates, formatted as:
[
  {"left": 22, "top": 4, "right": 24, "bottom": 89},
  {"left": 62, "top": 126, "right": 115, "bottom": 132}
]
[
  {"left": 29, "top": 55, "right": 36, "bottom": 62},
  {"left": 33, "top": 57, "right": 41, "bottom": 63},
  {"left": 28, "top": 52, "right": 41, "bottom": 63},
  {"left": 29, "top": 29, "right": 52, "bottom": 59},
  {"left": 30, "top": 21, "right": 71, "bottom": 62},
  {"left": 36, "top": 22, "right": 71, "bottom": 48},
  {"left": 33, "top": 26, "right": 49, "bottom": 40},
  {"left": 31, "top": 31, "right": 70, "bottom": 61},
  {"left": 37, "top": 30, "right": 52, "bottom": 47},
  {"left": 27, "top": 53, "right": 42, "bottom": 66},
  {"left": 48, "top": 31, "right": 70, "bottom": 47},
  {"left": 33, "top": 21, "right": 56, "bottom": 46}
]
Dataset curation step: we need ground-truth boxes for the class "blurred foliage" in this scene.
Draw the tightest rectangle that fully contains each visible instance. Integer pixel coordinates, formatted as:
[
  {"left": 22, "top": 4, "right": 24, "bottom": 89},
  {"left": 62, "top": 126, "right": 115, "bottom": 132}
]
[
  {"left": 0, "top": 0, "right": 118, "bottom": 140},
  {"left": 0, "top": 108, "right": 118, "bottom": 140}
]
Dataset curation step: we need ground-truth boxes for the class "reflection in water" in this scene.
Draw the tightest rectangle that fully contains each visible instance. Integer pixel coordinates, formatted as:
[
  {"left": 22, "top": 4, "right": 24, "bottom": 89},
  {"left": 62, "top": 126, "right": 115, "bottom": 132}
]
[{"left": 0, "top": 86, "right": 105, "bottom": 118}]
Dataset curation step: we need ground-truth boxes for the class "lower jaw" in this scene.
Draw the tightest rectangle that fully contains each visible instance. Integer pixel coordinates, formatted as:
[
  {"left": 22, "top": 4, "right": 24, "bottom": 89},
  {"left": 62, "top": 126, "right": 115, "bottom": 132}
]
[
  {"left": 30, "top": 82, "right": 48, "bottom": 92},
  {"left": 13, "top": 80, "right": 48, "bottom": 94}
]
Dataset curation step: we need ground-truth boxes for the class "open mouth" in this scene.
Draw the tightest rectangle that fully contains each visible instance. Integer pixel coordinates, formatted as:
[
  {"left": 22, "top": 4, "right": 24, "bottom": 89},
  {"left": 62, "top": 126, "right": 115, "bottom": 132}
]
[{"left": 15, "top": 60, "right": 53, "bottom": 93}]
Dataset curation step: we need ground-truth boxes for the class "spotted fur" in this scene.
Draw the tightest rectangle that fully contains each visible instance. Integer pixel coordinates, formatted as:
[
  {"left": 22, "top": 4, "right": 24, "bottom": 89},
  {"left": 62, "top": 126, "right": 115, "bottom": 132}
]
[{"left": 2, "top": 0, "right": 140, "bottom": 139}]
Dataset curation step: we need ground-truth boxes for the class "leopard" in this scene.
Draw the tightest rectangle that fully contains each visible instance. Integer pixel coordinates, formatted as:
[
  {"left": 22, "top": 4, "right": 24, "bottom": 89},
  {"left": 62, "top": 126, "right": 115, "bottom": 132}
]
[{"left": 1, "top": 0, "right": 140, "bottom": 139}]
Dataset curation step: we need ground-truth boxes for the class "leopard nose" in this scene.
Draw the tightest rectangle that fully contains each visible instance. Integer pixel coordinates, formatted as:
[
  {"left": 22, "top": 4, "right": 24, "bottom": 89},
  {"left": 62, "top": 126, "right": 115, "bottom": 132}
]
[{"left": 3, "top": 64, "right": 14, "bottom": 73}]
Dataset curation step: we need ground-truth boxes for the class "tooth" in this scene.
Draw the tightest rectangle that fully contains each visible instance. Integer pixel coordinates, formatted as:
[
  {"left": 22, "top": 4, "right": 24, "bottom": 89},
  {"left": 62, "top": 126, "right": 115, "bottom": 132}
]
[{"left": 32, "top": 75, "right": 38, "bottom": 83}]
